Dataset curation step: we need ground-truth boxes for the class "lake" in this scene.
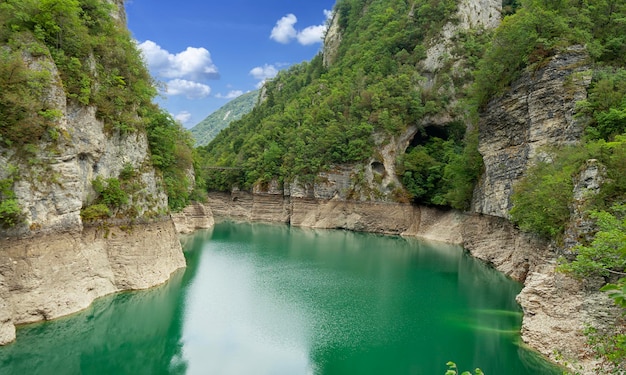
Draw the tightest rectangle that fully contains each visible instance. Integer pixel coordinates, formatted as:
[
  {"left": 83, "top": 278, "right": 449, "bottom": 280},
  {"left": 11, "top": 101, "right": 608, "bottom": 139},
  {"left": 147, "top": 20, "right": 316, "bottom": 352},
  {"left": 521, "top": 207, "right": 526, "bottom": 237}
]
[{"left": 0, "top": 221, "right": 561, "bottom": 375}]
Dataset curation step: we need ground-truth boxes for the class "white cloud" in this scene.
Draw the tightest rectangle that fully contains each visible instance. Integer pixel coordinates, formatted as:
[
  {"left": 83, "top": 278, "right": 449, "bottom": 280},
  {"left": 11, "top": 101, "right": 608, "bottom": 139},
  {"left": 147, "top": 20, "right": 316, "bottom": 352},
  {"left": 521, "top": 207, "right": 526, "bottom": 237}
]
[
  {"left": 270, "top": 14, "right": 298, "bottom": 44},
  {"left": 249, "top": 64, "right": 278, "bottom": 81},
  {"left": 138, "top": 40, "right": 219, "bottom": 81},
  {"left": 270, "top": 10, "right": 332, "bottom": 46},
  {"left": 174, "top": 111, "right": 192, "bottom": 125},
  {"left": 166, "top": 79, "right": 211, "bottom": 99},
  {"left": 216, "top": 90, "right": 244, "bottom": 99},
  {"left": 297, "top": 24, "right": 326, "bottom": 45}
]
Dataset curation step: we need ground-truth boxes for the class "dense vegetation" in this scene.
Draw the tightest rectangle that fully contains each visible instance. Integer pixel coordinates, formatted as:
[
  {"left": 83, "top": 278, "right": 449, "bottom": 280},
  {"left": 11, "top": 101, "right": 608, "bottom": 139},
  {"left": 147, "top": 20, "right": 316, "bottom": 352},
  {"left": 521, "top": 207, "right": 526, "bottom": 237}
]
[
  {"left": 496, "top": 1, "right": 626, "bottom": 371},
  {"left": 198, "top": 0, "right": 483, "bottom": 209},
  {"left": 190, "top": 90, "right": 259, "bottom": 147},
  {"left": 0, "top": 0, "right": 196, "bottom": 221}
]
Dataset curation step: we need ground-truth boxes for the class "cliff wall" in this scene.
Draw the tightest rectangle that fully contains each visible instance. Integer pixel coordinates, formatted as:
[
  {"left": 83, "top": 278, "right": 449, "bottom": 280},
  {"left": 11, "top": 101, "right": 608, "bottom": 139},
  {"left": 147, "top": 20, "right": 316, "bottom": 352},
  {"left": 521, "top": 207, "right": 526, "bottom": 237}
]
[
  {"left": 0, "top": 2, "right": 185, "bottom": 345},
  {"left": 473, "top": 46, "right": 591, "bottom": 217}
]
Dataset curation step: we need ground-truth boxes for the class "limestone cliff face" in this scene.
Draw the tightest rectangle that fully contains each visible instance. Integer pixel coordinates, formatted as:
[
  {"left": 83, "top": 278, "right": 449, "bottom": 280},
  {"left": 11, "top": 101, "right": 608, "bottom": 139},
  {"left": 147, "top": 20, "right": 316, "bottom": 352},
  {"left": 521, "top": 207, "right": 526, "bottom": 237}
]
[
  {"left": 322, "top": 12, "right": 341, "bottom": 68},
  {"left": 473, "top": 46, "right": 591, "bottom": 218},
  {"left": 422, "top": 0, "right": 501, "bottom": 73},
  {"left": 0, "top": 2, "right": 185, "bottom": 345}
]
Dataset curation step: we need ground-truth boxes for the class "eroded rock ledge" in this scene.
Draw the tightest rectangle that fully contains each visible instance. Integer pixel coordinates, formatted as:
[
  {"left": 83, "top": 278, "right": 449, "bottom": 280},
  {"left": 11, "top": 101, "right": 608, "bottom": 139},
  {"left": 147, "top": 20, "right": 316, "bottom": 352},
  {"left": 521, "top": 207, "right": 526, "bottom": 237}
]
[
  {"left": 0, "top": 219, "right": 185, "bottom": 345},
  {"left": 207, "top": 191, "right": 615, "bottom": 374}
]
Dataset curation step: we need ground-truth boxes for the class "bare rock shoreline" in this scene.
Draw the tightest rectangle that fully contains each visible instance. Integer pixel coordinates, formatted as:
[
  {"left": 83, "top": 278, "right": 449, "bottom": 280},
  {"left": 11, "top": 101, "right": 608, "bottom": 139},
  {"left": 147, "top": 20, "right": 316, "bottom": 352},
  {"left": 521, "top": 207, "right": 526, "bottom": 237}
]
[{"left": 0, "top": 219, "right": 185, "bottom": 345}]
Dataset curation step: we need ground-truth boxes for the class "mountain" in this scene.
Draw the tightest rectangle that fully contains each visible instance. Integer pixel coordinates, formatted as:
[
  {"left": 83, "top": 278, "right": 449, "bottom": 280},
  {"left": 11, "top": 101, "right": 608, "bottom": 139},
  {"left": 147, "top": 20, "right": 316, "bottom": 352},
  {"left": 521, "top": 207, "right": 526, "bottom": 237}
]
[{"left": 190, "top": 90, "right": 259, "bottom": 146}]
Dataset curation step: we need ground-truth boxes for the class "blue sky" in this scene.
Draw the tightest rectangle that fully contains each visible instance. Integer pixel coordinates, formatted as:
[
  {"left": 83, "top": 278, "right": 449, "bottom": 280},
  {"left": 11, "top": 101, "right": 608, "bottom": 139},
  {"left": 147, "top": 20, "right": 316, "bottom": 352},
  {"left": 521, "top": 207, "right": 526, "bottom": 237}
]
[{"left": 125, "top": 0, "right": 337, "bottom": 128}]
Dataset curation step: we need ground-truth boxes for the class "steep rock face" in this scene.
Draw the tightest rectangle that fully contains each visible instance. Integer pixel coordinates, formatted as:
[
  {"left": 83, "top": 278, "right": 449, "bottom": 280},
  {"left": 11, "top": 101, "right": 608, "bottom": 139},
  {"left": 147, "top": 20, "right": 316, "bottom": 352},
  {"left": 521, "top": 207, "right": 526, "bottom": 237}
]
[
  {"left": 423, "top": 0, "right": 501, "bottom": 72},
  {"left": 171, "top": 202, "right": 215, "bottom": 234},
  {"left": 468, "top": 47, "right": 619, "bottom": 373},
  {"left": 562, "top": 159, "right": 606, "bottom": 252},
  {"left": 0, "top": 1, "right": 185, "bottom": 345},
  {"left": 473, "top": 46, "right": 591, "bottom": 218},
  {"left": 323, "top": 12, "right": 342, "bottom": 68}
]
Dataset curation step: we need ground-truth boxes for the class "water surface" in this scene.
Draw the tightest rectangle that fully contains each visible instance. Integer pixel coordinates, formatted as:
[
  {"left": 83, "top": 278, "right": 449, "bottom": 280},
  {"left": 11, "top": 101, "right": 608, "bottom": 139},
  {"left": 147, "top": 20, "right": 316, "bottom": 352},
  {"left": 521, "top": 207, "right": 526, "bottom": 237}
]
[{"left": 0, "top": 222, "right": 561, "bottom": 374}]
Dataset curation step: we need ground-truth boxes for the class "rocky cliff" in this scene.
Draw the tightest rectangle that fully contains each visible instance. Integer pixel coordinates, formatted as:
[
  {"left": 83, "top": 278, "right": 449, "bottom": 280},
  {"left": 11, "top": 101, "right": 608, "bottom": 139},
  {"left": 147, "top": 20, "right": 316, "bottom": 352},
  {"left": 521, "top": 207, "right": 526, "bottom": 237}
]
[
  {"left": 473, "top": 45, "right": 591, "bottom": 218},
  {"left": 0, "top": 1, "right": 185, "bottom": 345}
]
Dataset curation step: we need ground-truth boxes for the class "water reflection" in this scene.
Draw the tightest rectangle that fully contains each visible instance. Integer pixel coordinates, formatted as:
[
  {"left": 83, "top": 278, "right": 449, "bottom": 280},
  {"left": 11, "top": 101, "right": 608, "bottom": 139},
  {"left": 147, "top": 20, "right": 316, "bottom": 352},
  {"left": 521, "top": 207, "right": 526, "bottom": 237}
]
[
  {"left": 0, "top": 270, "right": 186, "bottom": 375},
  {"left": 0, "top": 222, "right": 561, "bottom": 375}
]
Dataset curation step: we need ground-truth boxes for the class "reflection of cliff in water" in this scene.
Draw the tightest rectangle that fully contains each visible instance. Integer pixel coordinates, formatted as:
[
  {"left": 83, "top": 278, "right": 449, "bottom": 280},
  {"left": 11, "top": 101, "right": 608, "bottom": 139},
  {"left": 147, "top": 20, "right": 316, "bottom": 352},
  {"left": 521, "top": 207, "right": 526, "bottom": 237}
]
[{"left": 0, "top": 230, "right": 211, "bottom": 375}]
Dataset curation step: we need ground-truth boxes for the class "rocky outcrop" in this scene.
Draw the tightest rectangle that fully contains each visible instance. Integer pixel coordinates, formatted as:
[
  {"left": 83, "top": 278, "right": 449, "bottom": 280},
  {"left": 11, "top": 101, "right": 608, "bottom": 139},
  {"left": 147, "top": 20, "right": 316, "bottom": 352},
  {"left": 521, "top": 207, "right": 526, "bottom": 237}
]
[
  {"left": 423, "top": 0, "right": 501, "bottom": 72},
  {"left": 0, "top": 220, "right": 185, "bottom": 345},
  {"left": 323, "top": 11, "right": 342, "bottom": 68},
  {"left": 171, "top": 202, "right": 215, "bottom": 234},
  {"left": 473, "top": 46, "right": 591, "bottom": 218},
  {"left": 468, "top": 45, "right": 618, "bottom": 373},
  {"left": 0, "top": 1, "right": 185, "bottom": 345},
  {"left": 516, "top": 265, "right": 619, "bottom": 374},
  {"left": 563, "top": 159, "right": 606, "bottom": 252}
]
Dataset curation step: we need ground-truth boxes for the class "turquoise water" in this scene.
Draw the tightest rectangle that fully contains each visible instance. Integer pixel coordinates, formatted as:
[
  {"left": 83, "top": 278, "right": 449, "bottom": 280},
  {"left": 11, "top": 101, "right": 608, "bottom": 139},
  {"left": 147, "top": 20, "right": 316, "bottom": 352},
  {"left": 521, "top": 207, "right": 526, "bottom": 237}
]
[{"left": 0, "top": 222, "right": 561, "bottom": 374}]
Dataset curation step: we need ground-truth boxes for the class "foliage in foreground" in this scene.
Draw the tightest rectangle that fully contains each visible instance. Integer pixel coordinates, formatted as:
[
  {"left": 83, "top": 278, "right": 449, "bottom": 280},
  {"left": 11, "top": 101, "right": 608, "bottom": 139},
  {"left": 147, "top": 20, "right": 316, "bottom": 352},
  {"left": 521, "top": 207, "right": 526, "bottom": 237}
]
[{"left": 445, "top": 361, "right": 484, "bottom": 375}]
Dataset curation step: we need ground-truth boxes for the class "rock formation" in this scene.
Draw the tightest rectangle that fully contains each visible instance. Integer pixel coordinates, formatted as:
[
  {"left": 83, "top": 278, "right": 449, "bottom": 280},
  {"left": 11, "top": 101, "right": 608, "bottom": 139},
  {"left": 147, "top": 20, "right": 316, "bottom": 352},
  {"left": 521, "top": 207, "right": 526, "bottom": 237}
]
[
  {"left": 0, "top": 1, "right": 185, "bottom": 345},
  {"left": 473, "top": 46, "right": 591, "bottom": 218}
]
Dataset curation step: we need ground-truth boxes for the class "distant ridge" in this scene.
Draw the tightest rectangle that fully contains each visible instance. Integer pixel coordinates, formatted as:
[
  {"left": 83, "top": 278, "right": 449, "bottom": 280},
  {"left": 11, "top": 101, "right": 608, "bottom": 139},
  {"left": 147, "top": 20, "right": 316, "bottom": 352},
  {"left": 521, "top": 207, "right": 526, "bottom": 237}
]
[{"left": 190, "top": 90, "right": 259, "bottom": 146}]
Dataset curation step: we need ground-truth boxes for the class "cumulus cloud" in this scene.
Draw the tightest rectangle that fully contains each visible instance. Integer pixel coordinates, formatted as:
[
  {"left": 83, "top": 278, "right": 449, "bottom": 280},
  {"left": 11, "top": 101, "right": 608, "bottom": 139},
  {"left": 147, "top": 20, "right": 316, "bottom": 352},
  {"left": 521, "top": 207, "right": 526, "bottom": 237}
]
[
  {"left": 166, "top": 79, "right": 211, "bottom": 99},
  {"left": 249, "top": 64, "right": 278, "bottom": 81},
  {"left": 174, "top": 111, "right": 192, "bottom": 125},
  {"left": 216, "top": 90, "right": 244, "bottom": 99},
  {"left": 270, "top": 10, "right": 332, "bottom": 46},
  {"left": 297, "top": 24, "right": 326, "bottom": 45},
  {"left": 270, "top": 14, "right": 298, "bottom": 44},
  {"left": 138, "top": 40, "right": 219, "bottom": 81}
]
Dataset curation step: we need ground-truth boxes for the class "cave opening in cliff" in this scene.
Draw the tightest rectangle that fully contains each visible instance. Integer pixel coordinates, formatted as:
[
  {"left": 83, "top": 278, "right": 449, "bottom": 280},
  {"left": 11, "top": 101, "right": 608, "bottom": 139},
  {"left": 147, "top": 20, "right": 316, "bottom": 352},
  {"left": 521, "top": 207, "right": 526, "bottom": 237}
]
[
  {"left": 399, "top": 121, "right": 468, "bottom": 205},
  {"left": 371, "top": 161, "right": 385, "bottom": 175},
  {"left": 407, "top": 122, "right": 465, "bottom": 149}
]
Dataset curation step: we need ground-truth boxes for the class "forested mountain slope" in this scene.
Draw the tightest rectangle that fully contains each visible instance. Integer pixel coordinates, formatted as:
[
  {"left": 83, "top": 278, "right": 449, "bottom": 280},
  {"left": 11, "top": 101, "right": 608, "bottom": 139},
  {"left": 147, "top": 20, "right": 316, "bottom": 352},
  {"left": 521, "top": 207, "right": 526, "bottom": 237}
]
[
  {"left": 190, "top": 90, "right": 259, "bottom": 146},
  {"left": 198, "top": 0, "right": 487, "bottom": 209}
]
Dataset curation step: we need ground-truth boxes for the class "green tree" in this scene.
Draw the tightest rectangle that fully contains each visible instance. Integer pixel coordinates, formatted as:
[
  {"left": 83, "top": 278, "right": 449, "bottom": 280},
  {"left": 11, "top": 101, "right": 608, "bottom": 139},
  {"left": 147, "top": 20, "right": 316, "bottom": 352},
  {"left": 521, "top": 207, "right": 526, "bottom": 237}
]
[{"left": 145, "top": 106, "right": 196, "bottom": 211}]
